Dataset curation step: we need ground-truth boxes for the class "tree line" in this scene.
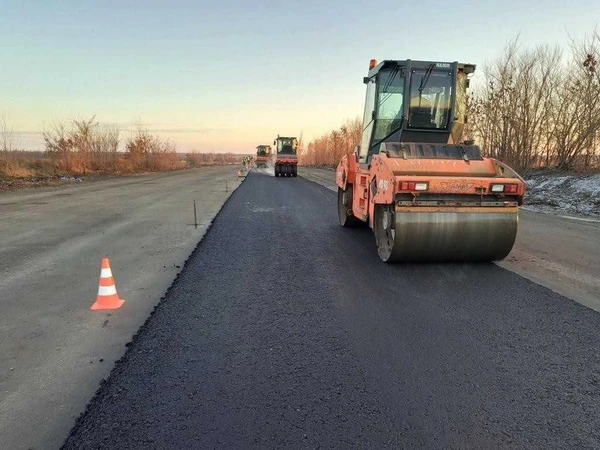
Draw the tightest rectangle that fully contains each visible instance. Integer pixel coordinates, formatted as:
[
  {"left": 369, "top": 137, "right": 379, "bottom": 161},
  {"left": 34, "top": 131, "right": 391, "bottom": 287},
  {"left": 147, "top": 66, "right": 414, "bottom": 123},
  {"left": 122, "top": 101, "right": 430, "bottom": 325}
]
[
  {"left": 0, "top": 116, "right": 244, "bottom": 179},
  {"left": 42, "top": 118, "right": 181, "bottom": 174},
  {"left": 469, "top": 31, "right": 600, "bottom": 171},
  {"left": 300, "top": 30, "right": 600, "bottom": 172},
  {"left": 298, "top": 118, "right": 361, "bottom": 166}
]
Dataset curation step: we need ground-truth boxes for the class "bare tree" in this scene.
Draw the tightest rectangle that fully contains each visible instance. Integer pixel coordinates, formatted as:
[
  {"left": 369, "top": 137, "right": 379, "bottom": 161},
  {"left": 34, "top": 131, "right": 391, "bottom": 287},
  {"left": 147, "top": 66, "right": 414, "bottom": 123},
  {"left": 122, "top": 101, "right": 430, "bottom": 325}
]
[
  {"left": 91, "top": 124, "right": 120, "bottom": 171},
  {"left": 0, "top": 114, "right": 19, "bottom": 152},
  {"left": 43, "top": 121, "right": 74, "bottom": 174},
  {"left": 125, "top": 123, "right": 153, "bottom": 169},
  {"left": 470, "top": 39, "right": 562, "bottom": 171},
  {"left": 550, "top": 30, "right": 600, "bottom": 170},
  {"left": 469, "top": 30, "right": 600, "bottom": 171},
  {"left": 125, "top": 122, "right": 181, "bottom": 171},
  {"left": 71, "top": 116, "right": 97, "bottom": 175}
]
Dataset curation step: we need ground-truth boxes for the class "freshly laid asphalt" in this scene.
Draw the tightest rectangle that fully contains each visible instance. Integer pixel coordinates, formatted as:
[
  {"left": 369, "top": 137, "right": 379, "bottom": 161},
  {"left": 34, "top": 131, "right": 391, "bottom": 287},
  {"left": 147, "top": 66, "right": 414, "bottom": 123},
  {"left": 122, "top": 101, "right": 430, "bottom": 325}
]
[
  {"left": 299, "top": 167, "right": 600, "bottom": 312},
  {"left": 62, "top": 171, "right": 600, "bottom": 449}
]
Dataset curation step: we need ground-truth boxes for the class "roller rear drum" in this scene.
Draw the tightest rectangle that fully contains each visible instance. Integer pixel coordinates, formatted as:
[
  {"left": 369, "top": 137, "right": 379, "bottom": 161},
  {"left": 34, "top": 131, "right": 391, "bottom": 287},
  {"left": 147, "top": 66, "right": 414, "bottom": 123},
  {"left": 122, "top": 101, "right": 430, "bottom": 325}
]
[{"left": 374, "top": 205, "right": 518, "bottom": 262}]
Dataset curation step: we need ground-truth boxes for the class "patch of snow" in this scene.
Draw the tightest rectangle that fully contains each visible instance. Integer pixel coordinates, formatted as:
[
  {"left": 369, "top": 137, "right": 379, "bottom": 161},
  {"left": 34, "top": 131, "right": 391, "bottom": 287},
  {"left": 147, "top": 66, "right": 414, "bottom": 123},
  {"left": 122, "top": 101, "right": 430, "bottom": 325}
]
[
  {"left": 60, "top": 176, "right": 84, "bottom": 183},
  {"left": 524, "top": 173, "right": 600, "bottom": 218}
]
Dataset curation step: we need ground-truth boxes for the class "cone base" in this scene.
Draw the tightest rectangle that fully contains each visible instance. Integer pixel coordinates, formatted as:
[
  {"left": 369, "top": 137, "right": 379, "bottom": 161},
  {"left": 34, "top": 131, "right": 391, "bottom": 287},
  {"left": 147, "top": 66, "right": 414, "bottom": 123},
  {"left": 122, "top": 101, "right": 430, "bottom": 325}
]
[{"left": 90, "top": 298, "right": 125, "bottom": 311}]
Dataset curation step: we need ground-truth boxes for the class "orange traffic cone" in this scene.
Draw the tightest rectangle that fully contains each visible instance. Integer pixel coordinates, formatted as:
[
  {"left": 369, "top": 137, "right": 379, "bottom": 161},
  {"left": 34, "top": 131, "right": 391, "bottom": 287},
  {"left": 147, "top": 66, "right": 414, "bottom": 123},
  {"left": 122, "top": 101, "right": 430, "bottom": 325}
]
[{"left": 91, "top": 257, "right": 124, "bottom": 310}]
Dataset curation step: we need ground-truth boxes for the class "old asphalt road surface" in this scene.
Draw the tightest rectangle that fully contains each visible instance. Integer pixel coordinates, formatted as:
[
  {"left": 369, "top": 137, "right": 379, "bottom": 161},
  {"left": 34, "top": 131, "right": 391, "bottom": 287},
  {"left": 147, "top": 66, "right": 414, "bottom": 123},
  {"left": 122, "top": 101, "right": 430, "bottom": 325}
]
[
  {"left": 63, "top": 171, "right": 600, "bottom": 449},
  {"left": 0, "top": 167, "right": 242, "bottom": 450}
]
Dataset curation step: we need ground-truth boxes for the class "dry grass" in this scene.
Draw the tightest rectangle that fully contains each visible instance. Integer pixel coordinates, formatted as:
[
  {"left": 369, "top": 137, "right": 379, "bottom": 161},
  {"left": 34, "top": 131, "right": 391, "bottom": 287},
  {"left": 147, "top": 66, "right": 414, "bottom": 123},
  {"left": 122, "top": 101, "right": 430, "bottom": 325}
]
[
  {"left": 0, "top": 117, "right": 247, "bottom": 190},
  {"left": 0, "top": 150, "right": 245, "bottom": 190},
  {"left": 0, "top": 152, "right": 50, "bottom": 178}
]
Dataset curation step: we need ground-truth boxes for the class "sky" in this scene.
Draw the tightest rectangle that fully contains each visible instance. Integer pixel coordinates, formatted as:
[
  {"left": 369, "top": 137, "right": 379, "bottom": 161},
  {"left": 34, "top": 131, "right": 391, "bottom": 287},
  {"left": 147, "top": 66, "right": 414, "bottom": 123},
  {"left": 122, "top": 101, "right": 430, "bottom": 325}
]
[{"left": 1, "top": 0, "right": 598, "bottom": 152}]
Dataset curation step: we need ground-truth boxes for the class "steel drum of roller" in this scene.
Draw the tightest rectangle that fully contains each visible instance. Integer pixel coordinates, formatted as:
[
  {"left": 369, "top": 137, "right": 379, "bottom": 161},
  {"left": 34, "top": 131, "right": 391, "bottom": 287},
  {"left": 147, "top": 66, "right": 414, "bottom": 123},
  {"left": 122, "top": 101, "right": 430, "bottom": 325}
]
[{"left": 374, "top": 206, "right": 518, "bottom": 262}]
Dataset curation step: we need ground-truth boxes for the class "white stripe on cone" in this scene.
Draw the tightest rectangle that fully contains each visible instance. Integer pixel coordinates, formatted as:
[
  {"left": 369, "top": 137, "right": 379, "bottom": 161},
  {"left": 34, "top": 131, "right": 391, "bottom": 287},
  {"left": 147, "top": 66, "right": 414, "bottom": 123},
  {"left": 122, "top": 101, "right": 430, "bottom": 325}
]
[
  {"left": 98, "top": 285, "right": 117, "bottom": 296},
  {"left": 100, "top": 268, "right": 113, "bottom": 278}
]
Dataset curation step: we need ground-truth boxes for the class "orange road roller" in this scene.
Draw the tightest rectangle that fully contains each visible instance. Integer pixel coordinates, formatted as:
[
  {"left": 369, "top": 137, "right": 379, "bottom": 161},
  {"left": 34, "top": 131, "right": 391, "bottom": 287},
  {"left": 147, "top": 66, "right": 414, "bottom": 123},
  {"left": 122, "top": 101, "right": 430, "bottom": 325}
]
[
  {"left": 336, "top": 59, "right": 525, "bottom": 262},
  {"left": 255, "top": 145, "right": 271, "bottom": 168}
]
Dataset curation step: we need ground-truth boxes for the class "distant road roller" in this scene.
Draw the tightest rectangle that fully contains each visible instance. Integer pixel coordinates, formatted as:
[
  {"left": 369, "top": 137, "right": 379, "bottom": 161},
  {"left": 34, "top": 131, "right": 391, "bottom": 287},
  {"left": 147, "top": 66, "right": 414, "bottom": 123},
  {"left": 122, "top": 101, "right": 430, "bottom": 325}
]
[
  {"left": 274, "top": 135, "right": 298, "bottom": 177},
  {"left": 336, "top": 59, "right": 526, "bottom": 262},
  {"left": 255, "top": 145, "right": 271, "bottom": 168}
]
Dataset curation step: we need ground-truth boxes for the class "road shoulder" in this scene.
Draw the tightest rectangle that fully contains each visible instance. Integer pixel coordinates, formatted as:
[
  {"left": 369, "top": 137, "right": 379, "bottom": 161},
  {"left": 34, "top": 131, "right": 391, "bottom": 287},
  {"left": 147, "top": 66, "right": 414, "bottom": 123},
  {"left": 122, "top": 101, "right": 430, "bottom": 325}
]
[{"left": 0, "top": 167, "right": 247, "bottom": 450}]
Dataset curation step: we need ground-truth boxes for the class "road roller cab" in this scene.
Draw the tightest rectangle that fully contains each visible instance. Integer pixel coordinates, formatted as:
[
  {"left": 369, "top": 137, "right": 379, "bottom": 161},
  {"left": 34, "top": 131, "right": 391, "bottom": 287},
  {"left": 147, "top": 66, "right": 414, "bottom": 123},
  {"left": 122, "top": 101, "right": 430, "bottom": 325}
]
[
  {"left": 255, "top": 145, "right": 271, "bottom": 168},
  {"left": 336, "top": 59, "right": 526, "bottom": 262},
  {"left": 274, "top": 135, "right": 298, "bottom": 177}
]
